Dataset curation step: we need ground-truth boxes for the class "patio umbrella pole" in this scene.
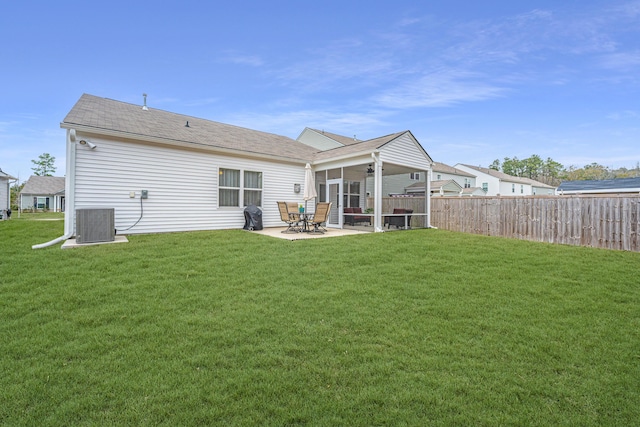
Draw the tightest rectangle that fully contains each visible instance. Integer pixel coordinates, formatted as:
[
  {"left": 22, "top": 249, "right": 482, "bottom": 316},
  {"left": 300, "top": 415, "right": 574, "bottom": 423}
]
[{"left": 303, "top": 163, "right": 318, "bottom": 230}]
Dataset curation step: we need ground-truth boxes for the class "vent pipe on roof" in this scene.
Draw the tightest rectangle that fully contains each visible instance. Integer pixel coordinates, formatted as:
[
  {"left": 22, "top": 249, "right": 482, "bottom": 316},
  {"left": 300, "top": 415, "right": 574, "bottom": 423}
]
[
  {"left": 142, "top": 93, "right": 148, "bottom": 111},
  {"left": 185, "top": 121, "right": 190, "bottom": 127}
]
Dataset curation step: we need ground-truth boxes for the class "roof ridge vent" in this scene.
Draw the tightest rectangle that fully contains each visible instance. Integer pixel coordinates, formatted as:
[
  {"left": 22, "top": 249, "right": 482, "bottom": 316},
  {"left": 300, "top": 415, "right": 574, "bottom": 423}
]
[{"left": 142, "top": 93, "right": 148, "bottom": 111}]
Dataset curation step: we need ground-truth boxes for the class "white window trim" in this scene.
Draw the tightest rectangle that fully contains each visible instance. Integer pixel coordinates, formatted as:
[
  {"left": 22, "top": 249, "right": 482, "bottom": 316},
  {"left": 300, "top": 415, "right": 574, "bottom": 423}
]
[{"left": 218, "top": 168, "right": 263, "bottom": 208}]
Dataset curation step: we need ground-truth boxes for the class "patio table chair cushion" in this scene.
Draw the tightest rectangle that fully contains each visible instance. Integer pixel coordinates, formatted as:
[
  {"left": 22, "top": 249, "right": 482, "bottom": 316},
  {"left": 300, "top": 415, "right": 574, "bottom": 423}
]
[
  {"left": 343, "top": 207, "right": 371, "bottom": 225},
  {"left": 384, "top": 208, "right": 413, "bottom": 229}
]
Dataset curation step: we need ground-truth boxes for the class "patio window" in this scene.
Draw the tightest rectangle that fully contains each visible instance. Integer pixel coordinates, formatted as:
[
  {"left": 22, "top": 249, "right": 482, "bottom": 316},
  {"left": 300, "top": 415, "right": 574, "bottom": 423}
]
[
  {"left": 520, "top": 185, "right": 524, "bottom": 194},
  {"left": 218, "top": 168, "right": 263, "bottom": 207},
  {"left": 343, "top": 180, "right": 360, "bottom": 208},
  {"left": 512, "top": 184, "right": 515, "bottom": 193},
  {"left": 243, "top": 170, "right": 262, "bottom": 207}
]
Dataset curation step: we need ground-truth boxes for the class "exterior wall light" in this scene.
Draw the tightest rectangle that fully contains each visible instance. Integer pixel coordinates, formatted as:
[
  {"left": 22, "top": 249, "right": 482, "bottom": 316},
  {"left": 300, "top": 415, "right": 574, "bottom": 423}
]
[{"left": 79, "top": 140, "right": 97, "bottom": 149}]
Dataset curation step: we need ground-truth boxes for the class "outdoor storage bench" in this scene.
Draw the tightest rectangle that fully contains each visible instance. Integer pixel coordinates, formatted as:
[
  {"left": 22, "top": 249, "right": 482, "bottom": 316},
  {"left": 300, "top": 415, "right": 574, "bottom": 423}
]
[{"left": 343, "top": 207, "right": 371, "bottom": 226}]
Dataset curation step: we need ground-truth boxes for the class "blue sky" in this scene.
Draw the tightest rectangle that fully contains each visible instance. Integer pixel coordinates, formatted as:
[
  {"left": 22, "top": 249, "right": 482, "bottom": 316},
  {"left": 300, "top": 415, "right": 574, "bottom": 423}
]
[{"left": 1, "top": 0, "right": 639, "bottom": 181}]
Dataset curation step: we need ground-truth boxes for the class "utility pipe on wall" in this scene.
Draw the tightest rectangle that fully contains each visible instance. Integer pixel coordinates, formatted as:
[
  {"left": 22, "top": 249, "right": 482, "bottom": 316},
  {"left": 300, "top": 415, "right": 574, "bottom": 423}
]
[{"left": 32, "top": 129, "right": 77, "bottom": 249}]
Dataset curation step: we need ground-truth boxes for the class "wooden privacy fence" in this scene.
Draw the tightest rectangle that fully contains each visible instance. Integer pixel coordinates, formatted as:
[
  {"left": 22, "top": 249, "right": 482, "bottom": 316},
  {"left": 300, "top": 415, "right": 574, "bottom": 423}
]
[{"left": 430, "top": 195, "right": 640, "bottom": 252}]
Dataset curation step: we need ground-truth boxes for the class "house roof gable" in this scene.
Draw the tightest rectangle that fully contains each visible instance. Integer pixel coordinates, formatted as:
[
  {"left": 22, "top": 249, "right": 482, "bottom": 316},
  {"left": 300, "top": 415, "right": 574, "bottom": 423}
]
[
  {"left": 20, "top": 176, "right": 65, "bottom": 195},
  {"left": 313, "top": 130, "right": 432, "bottom": 165}
]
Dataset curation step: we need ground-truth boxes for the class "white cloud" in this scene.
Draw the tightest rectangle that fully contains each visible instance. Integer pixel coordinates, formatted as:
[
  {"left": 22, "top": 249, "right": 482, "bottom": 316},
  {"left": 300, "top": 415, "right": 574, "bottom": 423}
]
[
  {"left": 607, "top": 110, "right": 640, "bottom": 120},
  {"left": 219, "top": 52, "right": 264, "bottom": 67},
  {"left": 373, "top": 70, "right": 506, "bottom": 109},
  {"left": 223, "top": 108, "right": 391, "bottom": 139},
  {"left": 599, "top": 51, "right": 640, "bottom": 71}
]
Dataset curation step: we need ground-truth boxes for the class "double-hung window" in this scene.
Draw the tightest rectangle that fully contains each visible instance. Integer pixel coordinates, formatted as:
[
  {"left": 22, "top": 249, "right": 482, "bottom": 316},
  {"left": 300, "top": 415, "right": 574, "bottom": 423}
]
[
  {"left": 244, "top": 170, "right": 262, "bottom": 207},
  {"left": 219, "top": 168, "right": 263, "bottom": 207}
]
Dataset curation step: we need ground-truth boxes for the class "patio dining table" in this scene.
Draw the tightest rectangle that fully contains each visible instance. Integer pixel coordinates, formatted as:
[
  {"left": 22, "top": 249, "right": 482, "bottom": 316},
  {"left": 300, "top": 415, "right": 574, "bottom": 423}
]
[{"left": 299, "top": 211, "right": 314, "bottom": 232}]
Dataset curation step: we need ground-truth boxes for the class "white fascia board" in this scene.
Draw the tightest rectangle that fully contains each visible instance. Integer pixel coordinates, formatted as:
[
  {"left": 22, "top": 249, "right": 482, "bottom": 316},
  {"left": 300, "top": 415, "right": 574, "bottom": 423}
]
[{"left": 312, "top": 150, "right": 377, "bottom": 167}]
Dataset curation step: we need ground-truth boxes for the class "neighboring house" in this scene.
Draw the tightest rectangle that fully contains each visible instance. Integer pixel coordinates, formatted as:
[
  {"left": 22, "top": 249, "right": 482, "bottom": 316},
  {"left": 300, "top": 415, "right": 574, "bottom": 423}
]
[
  {"left": 520, "top": 177, "right": 557, "bottom": 196},
  {"left": 1, "top": 168, "right": 16, "bottom": 219},
  {"left": 57, "top": 94, "right": 433, "bottom": 239},
  {"left": 432, "top": 162, "right": 477, "bottom": 190},
  {"left": 396, "top": 162, "right": 486, "bottom": 197},
  {"left": 454, "top": 164, "right": 555, "bottom": 196},
  {"left": 20, "top": 176, "right": 66, "bottom": 211},
  {"left": 557, "top": 177, "right": 640, "bottom": 195},
  {"left": 414, "top": 179, "right": 463, "bottom": 197},
  {"left": 404, "top": 179, "right": 486, "bottom": 197},
  {"left": 461, "top": 187, "right": 488, "bottom": 197}
]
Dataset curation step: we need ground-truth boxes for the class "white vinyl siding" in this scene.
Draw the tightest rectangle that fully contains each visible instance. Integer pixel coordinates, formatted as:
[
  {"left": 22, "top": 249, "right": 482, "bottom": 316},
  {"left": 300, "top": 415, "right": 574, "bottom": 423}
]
[
  {"left": 0, "top": 179, "right": 9, "bottom": 211},
  {"left": 297, "top": 129, "right": 344, "bottom": 150},
  {"left": 380, "top": 133, "right": 431, "bottom": 171},
  {"left": 71, "top": 136, "right": 305, "bottom": 234}
]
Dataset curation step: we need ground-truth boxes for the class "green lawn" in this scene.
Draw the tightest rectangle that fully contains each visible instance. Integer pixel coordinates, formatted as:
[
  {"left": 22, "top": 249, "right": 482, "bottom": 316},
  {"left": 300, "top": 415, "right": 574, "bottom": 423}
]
[{"left": 1, "top": 214, "right": 639, "bottom": 426}]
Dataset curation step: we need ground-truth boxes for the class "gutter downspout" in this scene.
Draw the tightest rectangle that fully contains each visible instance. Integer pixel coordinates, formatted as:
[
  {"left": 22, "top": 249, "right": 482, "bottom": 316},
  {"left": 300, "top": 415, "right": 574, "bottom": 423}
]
[{"left": 32, "top": 129, "right": 76, "bottom": 249}]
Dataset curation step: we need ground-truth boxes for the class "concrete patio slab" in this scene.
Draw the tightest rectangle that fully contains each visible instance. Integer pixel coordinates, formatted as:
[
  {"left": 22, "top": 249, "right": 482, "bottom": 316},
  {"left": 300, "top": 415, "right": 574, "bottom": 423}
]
[{"left": 248, "top": 227, "right": 369, "bottom": 240}]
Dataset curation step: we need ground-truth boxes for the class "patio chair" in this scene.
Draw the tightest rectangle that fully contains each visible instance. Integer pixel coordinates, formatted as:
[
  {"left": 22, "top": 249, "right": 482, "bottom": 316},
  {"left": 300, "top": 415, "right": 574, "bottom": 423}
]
[
  {"left": 308, "top": 202, "right": 332, "bottom": 234},
  {"left": 277, "top": 201, "right": 301, "bottom": 233}
]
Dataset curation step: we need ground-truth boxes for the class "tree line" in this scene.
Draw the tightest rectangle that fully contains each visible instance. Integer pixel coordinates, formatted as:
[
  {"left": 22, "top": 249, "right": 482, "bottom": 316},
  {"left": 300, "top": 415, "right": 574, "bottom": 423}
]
[{"left": 489, "top": 155, "right": 640, "bottom": 186}]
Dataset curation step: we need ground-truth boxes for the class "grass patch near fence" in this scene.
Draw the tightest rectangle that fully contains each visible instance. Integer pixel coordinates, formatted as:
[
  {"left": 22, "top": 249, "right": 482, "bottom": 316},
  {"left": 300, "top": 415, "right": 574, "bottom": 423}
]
[{"left": 1, "top": 217, "right": 639, "bottom": 425}]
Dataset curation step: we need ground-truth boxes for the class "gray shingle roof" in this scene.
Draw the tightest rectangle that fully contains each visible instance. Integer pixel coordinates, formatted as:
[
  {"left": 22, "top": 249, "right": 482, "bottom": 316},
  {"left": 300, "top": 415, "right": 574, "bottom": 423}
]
[
  {"left": 432, "top": 162, "right": 475, "bottom": 177},
  {"left": 558, "top": 177, "right": 640, "bottom": 192},
  {"left": 62, "top": 94, "right": 318, "bottom": 163},
  {"left": 62, "top": 94, "right": 430, "bottom": 167},
  {"left": 308, "top": 128, "right": 362, "bottom": 146},
  {"left": 0, "top": 168, "right": 16, "bottom": 180},
  {"left": 20, "top": 176, "right": 65, "bottom": 195},
  {"left": 312, "top": 131, "right": 410, "bottom": 161}
]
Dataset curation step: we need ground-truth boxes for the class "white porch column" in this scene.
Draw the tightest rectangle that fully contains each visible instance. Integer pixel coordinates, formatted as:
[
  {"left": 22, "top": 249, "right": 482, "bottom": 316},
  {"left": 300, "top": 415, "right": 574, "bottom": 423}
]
[
  {"left": 372, "top": 152, "right": 383, "bottom": 232},
  {"left": 426, "top": 166, "right": 432, "bottom": 228}
]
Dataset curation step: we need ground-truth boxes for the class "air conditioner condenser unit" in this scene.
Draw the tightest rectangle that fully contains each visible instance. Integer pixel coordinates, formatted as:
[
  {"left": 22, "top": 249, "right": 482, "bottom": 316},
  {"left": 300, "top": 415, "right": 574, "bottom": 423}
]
[{"left": 76, "top": 208, "right": 115, "bottom": 244}]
